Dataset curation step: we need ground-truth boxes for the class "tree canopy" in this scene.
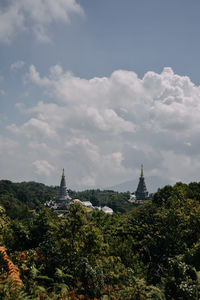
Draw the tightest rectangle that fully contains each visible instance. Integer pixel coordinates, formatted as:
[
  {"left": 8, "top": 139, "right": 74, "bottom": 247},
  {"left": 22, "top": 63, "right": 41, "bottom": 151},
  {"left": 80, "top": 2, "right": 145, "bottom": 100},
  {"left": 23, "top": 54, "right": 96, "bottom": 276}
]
[{"left": 1, "top": 180, "right": 200, "bottom": 299}]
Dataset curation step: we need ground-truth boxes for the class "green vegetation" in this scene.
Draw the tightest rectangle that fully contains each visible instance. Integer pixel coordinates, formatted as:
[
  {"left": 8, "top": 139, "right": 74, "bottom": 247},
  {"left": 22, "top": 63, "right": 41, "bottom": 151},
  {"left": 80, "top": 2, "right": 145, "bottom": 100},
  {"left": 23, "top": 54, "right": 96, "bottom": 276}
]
[
  {"left": 0, "top": 180, "right": 132, "bottom": 217},
  {"left": 1, "top": 180, "right": 200, "bottom": 298},
  {"left": 0, "top": 180, "right": 57, "bottom": 219},
  {"left": 70, "top": 189, "right": 132, "bottom": 213}
]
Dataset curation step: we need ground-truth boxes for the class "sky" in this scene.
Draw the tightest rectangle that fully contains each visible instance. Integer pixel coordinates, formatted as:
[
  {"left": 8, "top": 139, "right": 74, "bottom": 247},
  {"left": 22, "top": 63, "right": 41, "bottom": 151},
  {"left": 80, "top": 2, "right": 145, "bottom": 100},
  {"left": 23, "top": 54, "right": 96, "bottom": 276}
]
[{"left": 1, "top": 0, "right": 200, "bottom": 191}]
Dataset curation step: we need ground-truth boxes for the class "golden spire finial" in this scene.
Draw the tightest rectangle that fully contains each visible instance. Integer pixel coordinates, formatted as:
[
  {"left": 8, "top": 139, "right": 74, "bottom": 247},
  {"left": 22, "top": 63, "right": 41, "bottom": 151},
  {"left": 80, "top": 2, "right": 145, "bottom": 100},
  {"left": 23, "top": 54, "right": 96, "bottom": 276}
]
[
  {"left": 62, "top": 168, "right": 65, "bottom": 178},
  {"left": 141, "top": 164, "right": 144, "bottom": 178}
]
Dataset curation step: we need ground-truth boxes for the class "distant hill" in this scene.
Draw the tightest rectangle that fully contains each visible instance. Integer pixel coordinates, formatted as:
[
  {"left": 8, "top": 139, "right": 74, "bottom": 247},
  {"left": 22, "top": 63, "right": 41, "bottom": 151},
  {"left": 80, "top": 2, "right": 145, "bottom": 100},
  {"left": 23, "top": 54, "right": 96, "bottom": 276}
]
[
  {"left": 107, "top": 176, "right": 170, "bottom": 193},
  {"left": 0, "top": 180, "right": 134, "bottom": 218},
  {"left": 0, "top": 180, "right": 58, "bottom": 219}
]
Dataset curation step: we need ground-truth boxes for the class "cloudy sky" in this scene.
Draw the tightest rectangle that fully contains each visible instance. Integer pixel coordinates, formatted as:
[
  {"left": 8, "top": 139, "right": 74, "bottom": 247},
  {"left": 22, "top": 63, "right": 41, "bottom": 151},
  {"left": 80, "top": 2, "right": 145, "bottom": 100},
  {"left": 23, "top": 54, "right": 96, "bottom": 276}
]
[{"left": 1, "top": 0, "right": 200, "bottom": 191}]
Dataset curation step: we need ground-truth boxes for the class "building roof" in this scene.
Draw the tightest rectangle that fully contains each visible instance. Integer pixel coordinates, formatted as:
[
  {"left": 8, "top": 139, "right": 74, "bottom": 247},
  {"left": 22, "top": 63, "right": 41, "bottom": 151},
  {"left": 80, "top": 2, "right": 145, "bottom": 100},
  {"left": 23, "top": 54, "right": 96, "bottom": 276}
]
[
  {"left": 102, "top": 206, "right": 113, "bottom": 214},
  {"left": 135, "top": 165, "right": 148, "bottom": 200},
  {"left": 55, "top": 169, "right": 71, "bottom": 204}
]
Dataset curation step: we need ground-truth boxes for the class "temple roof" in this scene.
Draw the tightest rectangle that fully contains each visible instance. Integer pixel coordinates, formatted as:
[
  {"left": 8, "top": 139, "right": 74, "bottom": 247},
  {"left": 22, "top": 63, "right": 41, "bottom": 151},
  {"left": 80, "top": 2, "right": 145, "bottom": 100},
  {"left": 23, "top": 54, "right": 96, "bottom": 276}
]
[
  {"left": 55, "top": 169, "right": 71, "bottom": 204},
  {"left": 135, "top": 165, "right": 148, "bottom": 200}
]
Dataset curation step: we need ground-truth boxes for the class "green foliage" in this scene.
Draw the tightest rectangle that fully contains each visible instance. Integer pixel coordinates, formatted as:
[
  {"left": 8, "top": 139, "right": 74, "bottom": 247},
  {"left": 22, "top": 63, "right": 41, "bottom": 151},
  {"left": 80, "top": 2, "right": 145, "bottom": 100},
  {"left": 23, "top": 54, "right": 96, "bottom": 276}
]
[
  {"left": 108, "top": 277, "right": 165, "bottom": 299},
  {"left": 0, "top": 206, "right": 10, "bottom": 245},
  {"left": 163, "top": 257, "right": 198, "bottom": 299},
  {"left": 0, "top": 280, "right": 32, "bottom": 300},
  {"left": 1, "top": 180, "right": 200, "bottom": 298},
  {"left": 152, "top": 185, "right": 173, "bottom": 205},
  {"left": 71, "top": 189, "right": 132, "bottom": 212},
  {"left": 0, "top": 180, "right": 57, "bottom": 219}
]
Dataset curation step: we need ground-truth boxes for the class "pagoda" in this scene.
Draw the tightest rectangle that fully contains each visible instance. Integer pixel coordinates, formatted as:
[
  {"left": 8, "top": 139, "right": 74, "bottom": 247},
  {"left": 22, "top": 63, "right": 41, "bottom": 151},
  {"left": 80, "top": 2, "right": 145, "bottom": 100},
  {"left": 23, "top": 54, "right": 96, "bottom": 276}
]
[
  {"left": 135, "top": 165, "right": 148, "bottom": 201},
  {"left": 55, "top": 169, "right": 71, "bottom": 207}
]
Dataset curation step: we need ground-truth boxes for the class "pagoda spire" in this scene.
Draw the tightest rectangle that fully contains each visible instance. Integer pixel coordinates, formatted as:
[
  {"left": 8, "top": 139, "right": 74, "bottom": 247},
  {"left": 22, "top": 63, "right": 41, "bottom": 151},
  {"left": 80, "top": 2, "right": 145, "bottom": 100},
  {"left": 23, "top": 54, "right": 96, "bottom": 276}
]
[
  {"left": 135, "top": 164, "right": 148, "bottom": 201},
  {"left": 55, "top": 168, "right": 71, "bottom": 207},
  {"left": 140, "top": 164, "right": 144, "bottom": 178}
]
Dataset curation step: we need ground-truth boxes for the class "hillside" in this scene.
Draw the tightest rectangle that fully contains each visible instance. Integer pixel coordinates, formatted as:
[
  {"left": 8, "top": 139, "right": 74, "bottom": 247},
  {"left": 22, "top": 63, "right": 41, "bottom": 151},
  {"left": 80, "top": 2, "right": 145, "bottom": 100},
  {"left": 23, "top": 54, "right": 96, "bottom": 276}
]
[
  {"left": 108, "top": 175, "right": 170, "bottom": 193},
  {"left": 0, "top": 180, "right": 58, "bottom": 219},
  {"left": 0, "top": 180, "right": 133, "bottom": 218}
]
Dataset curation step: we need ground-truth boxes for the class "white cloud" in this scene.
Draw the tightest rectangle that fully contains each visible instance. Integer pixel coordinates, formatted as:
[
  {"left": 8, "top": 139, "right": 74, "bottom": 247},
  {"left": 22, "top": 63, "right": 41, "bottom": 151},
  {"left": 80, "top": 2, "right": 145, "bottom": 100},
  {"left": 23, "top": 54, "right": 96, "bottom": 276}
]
[
  {"left": 28, "top": 141, "right": 48, "bottom": 150},
  {"left": 5, "top": 66, "right": 200, "bottom": 189},
  {"left": 87, "top": 107, "right": 135, "bottom": 134},
  {"left": 33, "top": 160, "right": 55, "bottom": 176},
  {"left": 63, "top": 137, "right": 129, "bottom": 188},
  {"left": 0, "top": 3, "right": 25, "bottom": 44},
  {"left": 10, "top": 60, "right": 25, "bottom": 71},
  {"left": 162, "top": 151, "right": 200, "bottom": 184},
  {"left": 0, "top": 136, "right": 18, "bottom": 154},
  {"left": 0, "top": 0, "right": 84, "bottom": 43},
  {"left": 7, "top": 118, "right": 57, "bottom": 139}
]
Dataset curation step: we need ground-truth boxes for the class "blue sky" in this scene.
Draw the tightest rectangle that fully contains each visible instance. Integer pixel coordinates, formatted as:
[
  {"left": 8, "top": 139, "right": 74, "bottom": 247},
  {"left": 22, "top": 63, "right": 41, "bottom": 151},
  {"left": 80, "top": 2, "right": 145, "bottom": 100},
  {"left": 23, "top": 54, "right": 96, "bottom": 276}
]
[
  {"left": 2, "top": 0, "right": 200, "bottom": 80},
  {"left": 1, "top": 0, "right": 200, "bottom": 191}
]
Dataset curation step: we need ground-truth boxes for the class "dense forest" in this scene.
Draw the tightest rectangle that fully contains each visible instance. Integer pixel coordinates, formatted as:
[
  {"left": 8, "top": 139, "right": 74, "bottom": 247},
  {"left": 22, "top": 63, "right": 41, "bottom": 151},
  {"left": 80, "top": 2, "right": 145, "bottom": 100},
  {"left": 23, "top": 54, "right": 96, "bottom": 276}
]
[{"left": 1, "top": 180, "right": 200, "bottom": 299}]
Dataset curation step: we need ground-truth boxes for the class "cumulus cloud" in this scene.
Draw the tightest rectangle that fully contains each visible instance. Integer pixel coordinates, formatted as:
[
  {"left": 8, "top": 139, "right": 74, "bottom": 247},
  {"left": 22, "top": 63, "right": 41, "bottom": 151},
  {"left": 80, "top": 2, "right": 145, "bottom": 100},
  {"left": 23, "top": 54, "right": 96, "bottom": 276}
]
[
  {"left": 0, "top": 0, "right": 84, "bottom": 43},
  {"left": 10, "top": 60, "right": 25, "bottom": 71},
  {"left": 7, "top": 118, "right": 57, "bottom": 139},
  {"left": 5, "top": 66, "right": 200, "bottom": 189},
  {"left": 33, "top": 160, "right": 55, "bottom": 176}
]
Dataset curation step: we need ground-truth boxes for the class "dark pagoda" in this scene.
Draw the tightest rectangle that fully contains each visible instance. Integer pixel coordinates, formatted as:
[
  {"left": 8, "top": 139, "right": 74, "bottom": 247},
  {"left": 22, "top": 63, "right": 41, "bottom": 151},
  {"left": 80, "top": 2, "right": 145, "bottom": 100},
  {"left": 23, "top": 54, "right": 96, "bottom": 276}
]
[
  {"left": 135, "top": 165, "right": 148, "bottom": 200},
  {"left": 55, "top": 169, "right": 71, "bottom": 207}
]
